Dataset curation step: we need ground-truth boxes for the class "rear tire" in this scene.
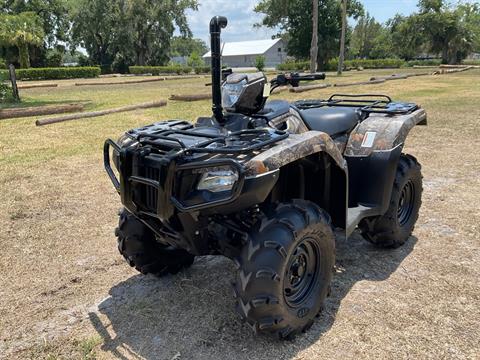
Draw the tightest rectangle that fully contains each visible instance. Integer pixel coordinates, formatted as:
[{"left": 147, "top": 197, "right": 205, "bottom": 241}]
[
  {"left": 115, "top": 208, "right": 194, "bottom": 276},
  {"left": 233, "top": 200, "right": 335, "bottom": 339},
  {"left": 360, "top": 154, "right": 422, "bottom": 248}
]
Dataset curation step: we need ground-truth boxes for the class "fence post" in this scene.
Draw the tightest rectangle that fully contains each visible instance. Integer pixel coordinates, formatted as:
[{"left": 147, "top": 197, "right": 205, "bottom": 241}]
[{"left": 8, "top": 64, "right": 20, "bottom": 102}]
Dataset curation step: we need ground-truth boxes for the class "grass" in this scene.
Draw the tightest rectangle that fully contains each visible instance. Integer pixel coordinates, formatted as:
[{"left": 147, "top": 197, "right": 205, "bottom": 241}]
[{"left": 1, "top": 68, "right": 479, "bottom": 359}]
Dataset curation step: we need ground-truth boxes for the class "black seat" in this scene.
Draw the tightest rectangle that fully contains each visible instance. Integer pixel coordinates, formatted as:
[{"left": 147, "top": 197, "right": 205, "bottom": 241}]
[{"left": 298, "top": 106, "right": 360, "bottom": 137}]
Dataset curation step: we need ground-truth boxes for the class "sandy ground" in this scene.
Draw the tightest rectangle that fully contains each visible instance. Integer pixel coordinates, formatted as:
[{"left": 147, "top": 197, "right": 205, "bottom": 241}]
[{"left": 0, "top": 70, "right": 479, "bottom": 359}]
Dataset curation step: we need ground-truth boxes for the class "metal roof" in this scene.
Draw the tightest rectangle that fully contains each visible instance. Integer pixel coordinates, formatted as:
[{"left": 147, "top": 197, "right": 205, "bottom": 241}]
[{"left": 203, "top": 38, "right": 282, "bottom": 58}]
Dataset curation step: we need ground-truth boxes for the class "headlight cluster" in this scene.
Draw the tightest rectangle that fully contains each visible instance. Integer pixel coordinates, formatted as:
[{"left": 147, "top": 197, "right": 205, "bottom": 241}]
[{"left": 196, "top": 168, "right": 239, "bottom": 193}]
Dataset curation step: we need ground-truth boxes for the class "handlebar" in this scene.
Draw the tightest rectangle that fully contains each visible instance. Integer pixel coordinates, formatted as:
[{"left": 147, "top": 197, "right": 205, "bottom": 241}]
[{"left": 270, "top": 72, "right": 326, "bottom": 92}]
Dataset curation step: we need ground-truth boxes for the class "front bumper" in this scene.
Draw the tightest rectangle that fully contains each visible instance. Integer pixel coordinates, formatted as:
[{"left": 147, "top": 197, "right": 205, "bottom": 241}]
[{"left": 104, "top": 139, "right": 268, "bottom": 220}]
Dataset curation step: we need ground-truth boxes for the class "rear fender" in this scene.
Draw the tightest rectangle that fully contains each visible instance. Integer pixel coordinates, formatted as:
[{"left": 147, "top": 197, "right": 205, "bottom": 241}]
[
  {"left": 345, "top": 108, "right": 427, "bottom": 157},
  {"left": 345, "top": 108, "right": 426, "bottom": 214}
]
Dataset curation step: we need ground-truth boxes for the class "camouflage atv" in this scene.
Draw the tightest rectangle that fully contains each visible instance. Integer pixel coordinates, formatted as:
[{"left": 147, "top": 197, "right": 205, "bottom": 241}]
[{"left": 104, "top": 16, "right": 426, "bottom": 339}]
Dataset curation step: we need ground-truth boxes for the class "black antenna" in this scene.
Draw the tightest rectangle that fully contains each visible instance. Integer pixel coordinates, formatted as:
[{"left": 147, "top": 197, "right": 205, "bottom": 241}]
[{"left": 209, "top": 16, "right": 228, "bottom": 124}]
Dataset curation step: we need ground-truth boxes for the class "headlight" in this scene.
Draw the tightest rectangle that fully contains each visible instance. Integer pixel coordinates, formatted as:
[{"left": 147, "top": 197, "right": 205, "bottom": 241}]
[
  {"left": 117, "top": 133, "right": 137, "bottom": 148},
  {"left": 222, "top": 79, "right": 247, "bottom": 111},
  {"left": 197, "top": 169, "right": 239, "bottom": 192}
]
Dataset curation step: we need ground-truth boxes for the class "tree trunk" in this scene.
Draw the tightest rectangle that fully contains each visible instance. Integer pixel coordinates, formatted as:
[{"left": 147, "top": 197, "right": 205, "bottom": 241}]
[
  {"left": 18, "top": 42, "right": 30, "bottom": 68},
  {"left": 310, "top": 0, "right": 319, "bottom": 73},
  {"left": 337, "top": 0, "right": 347, "bottom": 75},
  {"left": 442, "top": 45, "right": 449, "bottom": 64}
]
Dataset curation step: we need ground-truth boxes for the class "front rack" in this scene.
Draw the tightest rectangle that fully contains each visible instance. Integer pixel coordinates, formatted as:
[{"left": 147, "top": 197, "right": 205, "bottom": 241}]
[
  {"left": 127, "top": 120, "right": 289, "bottom": 157},
  {"left": 294, "top": 94, "right": 418, "bottom": 115}
]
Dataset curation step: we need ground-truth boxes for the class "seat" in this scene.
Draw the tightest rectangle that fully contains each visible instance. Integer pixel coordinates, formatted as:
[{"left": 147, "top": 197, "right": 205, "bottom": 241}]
[{"left": 298, "top": 106, "right": 360, "bottom": 137}]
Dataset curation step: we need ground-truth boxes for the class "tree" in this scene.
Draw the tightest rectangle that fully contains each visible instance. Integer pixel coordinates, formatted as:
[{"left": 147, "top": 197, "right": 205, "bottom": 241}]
[
  {"left": 417, "top": 0, "right": 480, "bottom": 64},
  {"left": 310, "top": 0, "right": 318, "bottom": 73},
  {"left": 0, "top": 0, "right": 69, "bottom": 46},
  {"left": 350, "top": 12, "right": 385, "bottom": 59},
  {"left": 0, "top": 12, "right": 44, "bottom": 68},
  {"left": 255, "top": 0, "right": 363, "bottom": 70},
  {"left": 121, "top": 0, "right": 198, "bottom": 66},
  {"left": 388, "top": 14, "right": 426, "bottom": 60},
  {"left": 170, "top": 36, "right": 208, "bottom": 57},
  {"left": 0, "top": 0, "right": 69, "bottom": 66},
  {"left": 70, "top": 0, "right": 198, "bottom": 70},
  {"left": 338, "top": 0, "right": 347, "bottom": 74},
  {"left": 69, "top": 0, "right": 120, "bottom": 70}
]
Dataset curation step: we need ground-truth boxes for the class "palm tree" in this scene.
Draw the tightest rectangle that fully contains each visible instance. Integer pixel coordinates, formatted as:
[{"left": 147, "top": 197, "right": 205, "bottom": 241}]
[{"left": 0, "top": 12, "right": 44, "bottom": 68}]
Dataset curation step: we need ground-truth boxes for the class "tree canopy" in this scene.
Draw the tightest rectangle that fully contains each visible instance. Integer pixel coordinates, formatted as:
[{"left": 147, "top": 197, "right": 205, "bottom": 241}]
[{"left": 69, "top": 0, "right": 197, "bottom": 71}]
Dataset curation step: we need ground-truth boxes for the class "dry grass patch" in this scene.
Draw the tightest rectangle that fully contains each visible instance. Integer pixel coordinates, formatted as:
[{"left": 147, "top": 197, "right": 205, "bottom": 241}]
[{"left": 1, "top": 69, "right": 479, "bottom": 359}]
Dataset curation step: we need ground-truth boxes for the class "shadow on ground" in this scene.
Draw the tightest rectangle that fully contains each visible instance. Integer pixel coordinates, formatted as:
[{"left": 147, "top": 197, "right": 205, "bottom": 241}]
[{"left": 89, "top": 232, "right": 417, "bottom": 360}]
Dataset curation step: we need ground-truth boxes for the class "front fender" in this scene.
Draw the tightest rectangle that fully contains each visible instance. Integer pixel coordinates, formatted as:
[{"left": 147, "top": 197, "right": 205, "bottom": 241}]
[
  {"left": 345, "top": 108, "right": 427, "bottom": 157},
  {"left": 244, "top": 130, "right": 347, "bottom": 176}
]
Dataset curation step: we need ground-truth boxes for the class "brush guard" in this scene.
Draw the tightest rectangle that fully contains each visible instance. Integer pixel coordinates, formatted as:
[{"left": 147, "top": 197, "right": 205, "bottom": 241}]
[{"left": 104, "top": 120, "right": 288, "bottom": 218}]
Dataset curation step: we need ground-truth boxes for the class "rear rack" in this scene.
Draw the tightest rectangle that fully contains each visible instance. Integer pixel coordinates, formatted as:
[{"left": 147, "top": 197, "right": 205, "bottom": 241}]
[
  {"left": 294, "top": 94, "right": 418, "bottom": 115},
  {"left": 127, "top": 120, "right": 289, "bottom": 157}
]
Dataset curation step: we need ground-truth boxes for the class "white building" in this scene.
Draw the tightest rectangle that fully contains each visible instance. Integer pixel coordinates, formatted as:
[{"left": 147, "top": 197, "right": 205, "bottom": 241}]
[{"left": 203, "top": 38, "right": 287, "bottom": 68}]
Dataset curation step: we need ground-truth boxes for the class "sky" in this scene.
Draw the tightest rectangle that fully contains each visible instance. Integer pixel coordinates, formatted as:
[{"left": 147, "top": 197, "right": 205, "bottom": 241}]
[{"left": 184, "top": 0, "right": 423, "bottom": 44}]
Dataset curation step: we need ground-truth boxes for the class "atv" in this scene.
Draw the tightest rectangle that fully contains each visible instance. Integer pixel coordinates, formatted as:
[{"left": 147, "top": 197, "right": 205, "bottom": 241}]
[{"left": 104, "top": 16, "right": 426, "bottom": 339}]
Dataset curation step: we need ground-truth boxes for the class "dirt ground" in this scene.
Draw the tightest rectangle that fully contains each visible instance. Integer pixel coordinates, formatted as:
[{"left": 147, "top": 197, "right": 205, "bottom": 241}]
[{"left": 0, "top": 70, "right": 479, "bottom": 359}]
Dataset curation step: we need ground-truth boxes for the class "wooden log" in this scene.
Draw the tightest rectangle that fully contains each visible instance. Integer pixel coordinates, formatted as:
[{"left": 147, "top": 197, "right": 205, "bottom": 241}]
[
  {"left": 18, "top": 83, "right": 58, "bottom": 90},
  {"left": 0, "top": 103, "right": 84, "bottom": 120},
  {"left": 289, "top": 83, "right": 331, "bottom": 93},
  {"left": 74, "top": 77, "right": 166, "bottom": 86},
  {"left": 271, "top": 86, "right": 289, "bottom": 94},
  {"left": 36, "top": 100, "right": 167, "bottom": 126},
  {"left": 413, "top": 65, "right": 439, "bottom": 69},
  {"left": 433, "top": 66, "right": 474, "bottom": 75},
  {"left": 74, "top": 75, "right": 202, "bottom": 86},
  {"left": 369, "top": 74, "right": 408, "bottom": 81},
  {"left": 169, "top": 93, "right": 212, "bottom": 101},
  {"left": 333, "top": 79, "right": 386, "bottom": 87},
  {"left": 407, "top": 72, "right": 433, "bottom": 77}
]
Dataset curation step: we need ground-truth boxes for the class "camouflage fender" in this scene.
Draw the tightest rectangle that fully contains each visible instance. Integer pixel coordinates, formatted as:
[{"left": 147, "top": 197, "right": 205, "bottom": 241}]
[
  {"left": 245, "top": 130, "right": 347, "bottom": 176},
  {"left": 345, "top": 108, "right": 426, "bottom": 157}
]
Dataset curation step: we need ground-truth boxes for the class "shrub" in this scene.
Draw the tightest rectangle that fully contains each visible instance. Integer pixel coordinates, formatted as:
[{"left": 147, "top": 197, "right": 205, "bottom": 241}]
[
  {"left": 45, "top": 51, "right": 64, "bottom": 67},
  {"left": 406, "top": 59, "right": 442, "bottom": 67},
  {"left": 0, "top": 58, "right": 6, "bottom": 69},
  {"left": 0, "top": 73, "right": 13, "bottom": 103},
  {"left": 187, "top": 52, "right": 204, "bottom": 68},
  {"left": 277, "top": 60, "right": 310, "bottom": 71},
  {"left": 129, "top": 65, "right": 192, "bottom": 75},
  {"left": 0, "top": 67, "right": 101, "bottom": 80},
  {"left": 255, "top": 55, "right": 266, "bottom": 71},
  {"left": 462, "top": 59, "right": 480, "bottom": 66},
  {"left": 194, "top": 66, "right": 210, "bottom": 74},
  {"left": 277, "top": 58, "right": 405, "bottom": 72}
]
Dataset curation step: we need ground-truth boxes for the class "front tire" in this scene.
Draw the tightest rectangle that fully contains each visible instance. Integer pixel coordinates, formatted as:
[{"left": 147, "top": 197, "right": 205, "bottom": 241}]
[
  {"left": 233, "top": 200, "right": 335, "bottom": 339},
  {"left": 360, "top": 154, "right": 423, "bottom": 248},
  {"left": 115, "top": 209, "right": 194, "bottom": 276}
]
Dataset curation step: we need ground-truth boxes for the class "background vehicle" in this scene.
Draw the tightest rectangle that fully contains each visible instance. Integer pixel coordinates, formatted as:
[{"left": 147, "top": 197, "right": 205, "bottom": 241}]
[{"left": 104, "top": 15, "right": 426, "bottom": 339}]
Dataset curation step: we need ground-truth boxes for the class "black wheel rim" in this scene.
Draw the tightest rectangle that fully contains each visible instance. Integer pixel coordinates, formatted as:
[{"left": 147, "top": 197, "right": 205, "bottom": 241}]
[
  {"left": 397, "top": 179, "right": 415, "bottom": 226},
  {"left": 284, "top": 238, "right": 320, "bottom": 308}
]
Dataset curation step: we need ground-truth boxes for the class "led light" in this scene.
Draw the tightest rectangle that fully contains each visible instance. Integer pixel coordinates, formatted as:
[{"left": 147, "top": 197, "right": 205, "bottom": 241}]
[{"left": 197, "top": 169, "right": 239, "bottom": 192}]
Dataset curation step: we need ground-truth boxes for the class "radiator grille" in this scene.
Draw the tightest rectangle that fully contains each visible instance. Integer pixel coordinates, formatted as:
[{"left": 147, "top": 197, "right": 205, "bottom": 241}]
[{"left": 142, "top": 166, "right": 159, "bottom": 212}]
